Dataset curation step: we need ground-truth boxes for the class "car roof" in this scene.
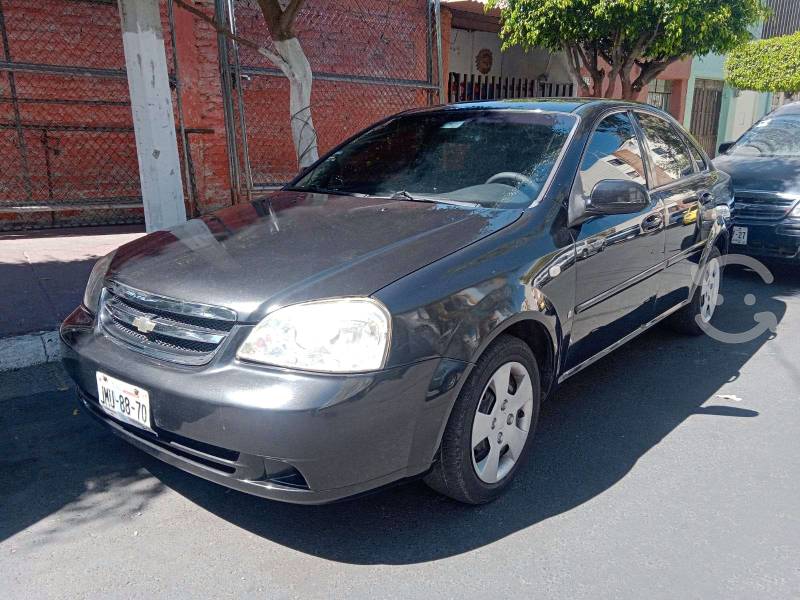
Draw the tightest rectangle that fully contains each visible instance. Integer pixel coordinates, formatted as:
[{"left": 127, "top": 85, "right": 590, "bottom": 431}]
[
  {"left": 408, "top": 97, "right": 660, "bottom": 118},
  {"left": 771, "top": 102, "right": 800, "bottom": 116}
]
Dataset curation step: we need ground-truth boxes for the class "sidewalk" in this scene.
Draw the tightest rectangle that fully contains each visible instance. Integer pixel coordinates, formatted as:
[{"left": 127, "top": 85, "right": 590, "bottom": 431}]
[{"left": 0, "top": 225, "right": 145, "bottom": 370}]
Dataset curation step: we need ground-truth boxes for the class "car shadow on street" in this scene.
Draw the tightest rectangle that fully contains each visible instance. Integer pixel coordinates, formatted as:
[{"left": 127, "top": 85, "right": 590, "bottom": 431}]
[
  {"left": 141, "top": 264, "right": 794, "bottom": 565},
  {"left": 0, "top": 263, "right": 793, "bottom": 559},
  {"left": 0, "top": 365, "right": 166, "bottom": 543}
]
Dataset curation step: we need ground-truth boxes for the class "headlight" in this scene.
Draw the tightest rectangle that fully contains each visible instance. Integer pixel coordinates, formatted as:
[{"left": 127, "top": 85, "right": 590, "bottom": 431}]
[
  {"left": 237, "top": 298, "right": 391, "bottom": 372},
  {"left": 790, "top": 201, "right": 800, "bottom": 217},
  {"left": 83, "top": 251, "right": 116, "bottom": 313}
]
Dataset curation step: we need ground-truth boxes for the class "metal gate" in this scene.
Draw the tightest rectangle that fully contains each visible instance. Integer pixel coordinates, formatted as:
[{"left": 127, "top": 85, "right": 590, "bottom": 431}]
[
  {"left": 217, "top": 0, "right": 444, "bottom": 198},
  {"left": 689, "top": 78, "right": 724, "bottom": 158},
  {"left": 0, "top": 0, "right": 192, "bottom": 231}
]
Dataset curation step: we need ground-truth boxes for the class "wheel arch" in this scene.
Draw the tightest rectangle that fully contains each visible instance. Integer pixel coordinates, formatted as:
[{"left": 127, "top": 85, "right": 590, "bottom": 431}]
[{"left": 460, "top": 311, "right": 562, "bottom": 402}]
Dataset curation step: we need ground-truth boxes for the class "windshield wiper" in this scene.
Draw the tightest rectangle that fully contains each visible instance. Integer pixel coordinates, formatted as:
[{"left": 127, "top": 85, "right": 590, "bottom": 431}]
[
  {"left": 387, "top": 190, "right": 478, "bottom": 207},
  {"left": 284, "top": 186, "right": 365, "bottom": 197}
]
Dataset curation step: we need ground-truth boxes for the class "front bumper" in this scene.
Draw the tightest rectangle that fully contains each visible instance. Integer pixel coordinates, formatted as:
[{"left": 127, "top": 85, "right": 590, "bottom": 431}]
[
  {"left": 730, "top": 217, "right": 800, "bottom": 261},
  {"left": 61, "top": 306, "right": 466, "bottom": 504}
]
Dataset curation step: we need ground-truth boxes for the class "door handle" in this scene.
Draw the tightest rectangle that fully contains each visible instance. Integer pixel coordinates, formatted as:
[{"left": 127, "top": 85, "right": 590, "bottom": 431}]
[{"left": 641, "top": 212, "right": 663, "bottom": 232}]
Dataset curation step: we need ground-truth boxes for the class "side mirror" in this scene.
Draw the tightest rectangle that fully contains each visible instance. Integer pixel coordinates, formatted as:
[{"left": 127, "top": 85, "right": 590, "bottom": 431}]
[
  {"left": 718, "top": 141, "right": 734, "bottom": 154},
  {"left": 570, "top": 179, "right": 650, "bottom": 227}
]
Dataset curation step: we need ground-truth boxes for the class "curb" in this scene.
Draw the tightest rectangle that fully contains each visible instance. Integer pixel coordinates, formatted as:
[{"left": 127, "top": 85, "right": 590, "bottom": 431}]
[{"left": 0, "top": 330, "right": 62, "bottom": 372}]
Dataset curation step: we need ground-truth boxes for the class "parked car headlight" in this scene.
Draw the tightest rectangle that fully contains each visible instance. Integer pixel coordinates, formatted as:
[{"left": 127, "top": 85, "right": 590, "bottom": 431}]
[
  {"left": 237, "top": 298, "right": 391, "bottom": 372},
  {"left": 83, "top": 251, "right": 116, "bottom": 313},
  {"left": 789, "top": 200, "right": 800, "bottom": 217}
]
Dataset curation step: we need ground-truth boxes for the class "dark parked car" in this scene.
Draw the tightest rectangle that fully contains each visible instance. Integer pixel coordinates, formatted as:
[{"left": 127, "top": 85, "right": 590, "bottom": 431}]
[
  {"left": 714, "top": 102, "right": 800, "bottom": 260},
  {"left": 61, "top": 99, "right": 732, "bottom": 505}
]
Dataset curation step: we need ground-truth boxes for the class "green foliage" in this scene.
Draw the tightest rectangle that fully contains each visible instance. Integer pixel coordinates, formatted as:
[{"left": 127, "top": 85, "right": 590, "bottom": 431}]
[
  {"left": 488, "top": 0, "right": 765, "bottom": 57},
  {"left": 726, "top": 31, "right": 800, "bottom": 92},
  {"left": 486, "top": 0, "right": 768, "bottom": 97}
]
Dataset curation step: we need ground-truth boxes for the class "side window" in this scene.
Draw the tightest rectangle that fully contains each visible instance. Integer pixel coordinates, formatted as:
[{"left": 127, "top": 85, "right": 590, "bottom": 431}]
[
  {"left": 635, "top": 112, "right": 694, "bottom": 187},
  {"left": 576, "top": 112, "right": 647, "bottom": 197}
]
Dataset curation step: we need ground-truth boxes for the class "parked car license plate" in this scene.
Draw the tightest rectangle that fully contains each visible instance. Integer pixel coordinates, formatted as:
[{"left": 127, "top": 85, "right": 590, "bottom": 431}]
[
  {"left": 731, "top": 226, "right": 748, "bottom": 245},
  {"left": 95, "top": 371, "right": 152, "bottom": 431}
]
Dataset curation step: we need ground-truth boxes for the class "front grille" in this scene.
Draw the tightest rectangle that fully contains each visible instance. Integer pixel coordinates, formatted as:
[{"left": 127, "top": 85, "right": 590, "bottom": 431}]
[
  {"left": 99, "top": 280, "right": 237, "bottom": 365},
  {"left": 733, "top": 192, "right": 798, "bottom": 221}
]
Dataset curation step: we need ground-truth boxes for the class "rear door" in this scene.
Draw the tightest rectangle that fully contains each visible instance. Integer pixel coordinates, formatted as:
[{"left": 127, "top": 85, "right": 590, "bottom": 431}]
[
  {"left": 564, "top": 111, "right": 666, "bottom": 371},
  {"left": 632, "top": 111, "right": 718, "bottom": 312}
]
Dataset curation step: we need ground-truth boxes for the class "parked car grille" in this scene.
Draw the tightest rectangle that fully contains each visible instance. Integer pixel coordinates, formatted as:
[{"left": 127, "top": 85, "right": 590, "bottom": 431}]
[
  {"left": 733, "top": 192, "right": 798, "bottom": 221},
  {"left": 99, "top": 280, "right": 237, "bottom": 365}
]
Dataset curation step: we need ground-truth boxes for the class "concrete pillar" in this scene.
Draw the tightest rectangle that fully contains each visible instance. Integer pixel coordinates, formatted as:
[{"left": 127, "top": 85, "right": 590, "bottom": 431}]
[{"left": 118, "top": 0, "right": 186, "bottom": 232}]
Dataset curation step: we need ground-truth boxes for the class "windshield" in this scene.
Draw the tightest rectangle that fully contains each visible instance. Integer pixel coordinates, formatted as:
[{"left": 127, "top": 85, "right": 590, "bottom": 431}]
[
  {"left": 729, "top": 115, "right": 800, "bottom": 157},
  {"left": 290, "top": 110, "right": 577, "bottom": 209}
]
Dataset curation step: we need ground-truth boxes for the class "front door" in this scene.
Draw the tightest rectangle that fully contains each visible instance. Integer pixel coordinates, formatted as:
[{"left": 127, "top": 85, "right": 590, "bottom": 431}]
[
  {"left": 565, "top": 111, "right": 666, "bottom": 371},
  {"left": 689, "top": 79, "right": 724, "bottom": 158}
]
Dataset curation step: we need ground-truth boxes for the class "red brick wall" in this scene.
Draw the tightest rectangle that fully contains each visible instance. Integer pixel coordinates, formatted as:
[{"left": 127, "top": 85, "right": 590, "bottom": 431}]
[
  {"left": 173, "top": 0, "right": 232, "bottom": 213},
  {"left": 230, "top": 0, "right": 439, "bottom": 186},
  {"left": 0, "top": 0, "right": 441, "bottom": 228},
  {"left": 0, "top": 0, "right": 232, "bottom": 227},
  {"left": 0, "top": 0, "right": 141, "bottom": 228}
]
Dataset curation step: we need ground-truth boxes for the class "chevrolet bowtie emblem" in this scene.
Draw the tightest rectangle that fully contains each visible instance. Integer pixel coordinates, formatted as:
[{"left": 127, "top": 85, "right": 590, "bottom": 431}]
[{"left": 132, "top": 315, "right": 157, "bottom": 334}]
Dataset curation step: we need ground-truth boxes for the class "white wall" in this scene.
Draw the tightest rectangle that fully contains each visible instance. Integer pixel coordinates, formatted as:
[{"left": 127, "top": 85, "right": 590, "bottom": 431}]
[
  {"left": 449, "top": 28, "right": 572, "bottom": 83},
  {"left": 729, "top": 90, "right": 766, "bottom": 139}
]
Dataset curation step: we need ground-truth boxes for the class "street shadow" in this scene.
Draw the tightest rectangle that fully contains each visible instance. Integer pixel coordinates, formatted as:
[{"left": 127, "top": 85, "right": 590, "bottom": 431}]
[
  {"left": 0, "top": 365, "right": 165, "bottom": 543},
  {"left": 1, "top": 263, "right": 794, "bottom": 561},
  {"left": 144, "top": 264, "right": 793, "bottom": 564},
  {"left": 0, "top": 225, "right": 143, "bottom": 336},
  {"left": 0, "top": 258, "right": 97, "bottom": 336}
]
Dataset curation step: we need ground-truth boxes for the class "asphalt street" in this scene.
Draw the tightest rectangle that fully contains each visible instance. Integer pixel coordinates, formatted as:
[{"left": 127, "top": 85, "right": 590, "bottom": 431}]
[{"left": 1, "top": 264, "right": 799, "bottom": 599}]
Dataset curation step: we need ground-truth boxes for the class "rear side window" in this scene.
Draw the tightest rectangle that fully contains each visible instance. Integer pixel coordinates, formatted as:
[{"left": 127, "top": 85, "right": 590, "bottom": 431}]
[
  {"left": 687, "top": 142, "right": 707, "bottom": 171},
  {"left": 576, "top": 112, "right": 647, "bottom": 197},
  {"left": 635, "top": 113, "right": 694, "bottom": 187}
]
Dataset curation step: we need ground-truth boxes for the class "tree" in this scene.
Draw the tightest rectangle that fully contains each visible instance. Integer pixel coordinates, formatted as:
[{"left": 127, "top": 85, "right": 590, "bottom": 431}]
[
  {"left": 725, "top": 31, "right": 800, "bottom": 96},
  {"left": 175, "top": 0, "right": 318, "bottom": 169},
  {"left": 486, "top": 0, "right": 768, "bottom": 100}
]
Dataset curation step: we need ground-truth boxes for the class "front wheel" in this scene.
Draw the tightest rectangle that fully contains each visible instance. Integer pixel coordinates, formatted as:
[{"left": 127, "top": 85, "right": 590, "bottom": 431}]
[
  {"left": 425, "top": 335, "right": 541, "bottom": 504},
  {"left": 667, "top": 247, "right": 723, "bottom": 336}
]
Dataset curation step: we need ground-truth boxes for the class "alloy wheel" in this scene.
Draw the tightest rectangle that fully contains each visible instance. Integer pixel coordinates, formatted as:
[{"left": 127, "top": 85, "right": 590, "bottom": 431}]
[{"left": 471, "top": 361, "right": 534, "bottom": 484}]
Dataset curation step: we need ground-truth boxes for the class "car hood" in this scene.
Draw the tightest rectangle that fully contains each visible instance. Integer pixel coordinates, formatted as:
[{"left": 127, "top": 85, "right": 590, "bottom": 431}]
[
  {"left": 713, "top": 154, "right": 800, "bottom": 195},
  {"left": 109, "top": 191, "right": 522, "bottom": 322}
]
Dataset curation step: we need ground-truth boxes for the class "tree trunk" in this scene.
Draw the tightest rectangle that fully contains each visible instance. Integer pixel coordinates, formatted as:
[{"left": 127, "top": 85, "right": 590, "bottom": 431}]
[
  {"left": 619, "top": 64, "right": 636, "bottom": 100},
  {"left": 261, "top": 38, "right": 319, "bottom": 169}
]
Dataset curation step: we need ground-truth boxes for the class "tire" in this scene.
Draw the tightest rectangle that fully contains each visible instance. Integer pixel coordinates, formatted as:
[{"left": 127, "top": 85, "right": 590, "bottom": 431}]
[
  {"left": 425, "top": 334, "right": 541, "bottom": 504},
  {"left": 666, "top": 246, "right": 723, "bottom": 336}
]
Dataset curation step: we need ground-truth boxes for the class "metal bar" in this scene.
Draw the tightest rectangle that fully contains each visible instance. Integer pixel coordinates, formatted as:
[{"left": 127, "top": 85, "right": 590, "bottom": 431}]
[
  {"left": 0, "top": 0, "right": 33, "bottom": 201},
  {"left": 167, "top": 0, "right": 197, "bottom": 216},
  {"left": 434, "top": 0, "right": 444, "bottom": 103},
  {"left": 425, "top": 0, "right": 433, "bottom": 105},
  {"left": 0, "top": 199, "right": 144, "bottom": 212},
  {"left": 238, "top": 65, "right": 439, "bottom": 90},
  {"left": 0, "top": 60, "right": 127, "bottom": 79},
  {"left": 0, "top": 122, "right": 135, "bottom": 132},
  {"left": 226, "top": 0, "right": 254, "bottom": 201},
  {"left": 214, "top": 0, "right": 243, "bottom": 203},
  {"left": 0, "top": 97, "right": 130, "bottom": 106}
]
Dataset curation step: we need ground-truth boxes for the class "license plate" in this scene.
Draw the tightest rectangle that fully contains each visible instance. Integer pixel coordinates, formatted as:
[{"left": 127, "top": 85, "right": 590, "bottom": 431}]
[
  {"left": 731, "top": 226, "right": 748, "bottom": 245},
  {"left": 95, "top": 371, "right": 152, "bottom": 431}
]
